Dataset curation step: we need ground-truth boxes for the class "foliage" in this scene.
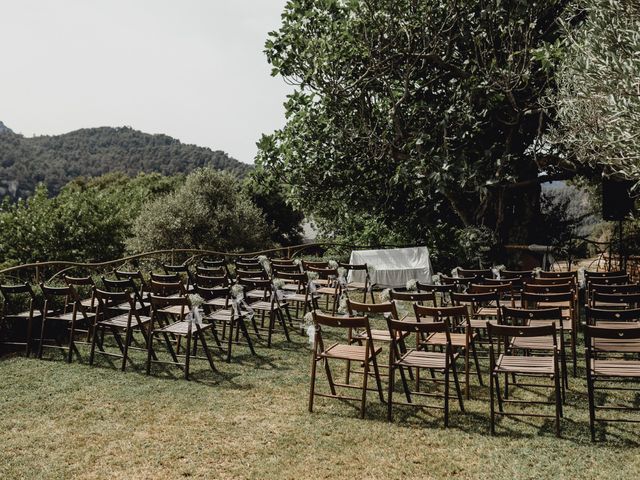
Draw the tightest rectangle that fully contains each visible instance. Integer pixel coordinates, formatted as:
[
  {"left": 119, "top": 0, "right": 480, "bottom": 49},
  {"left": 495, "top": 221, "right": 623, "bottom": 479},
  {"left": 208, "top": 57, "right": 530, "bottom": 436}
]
[
  {"left": 455, "top": 226, "right": 497, "bottom": 268},
  {"left": 129, "top": 168, "right": 272, "bottom": 253},
  {"left": 243, "top": 163, "right": 304, "bottom": 246},
  {"left": 0, "top": 173, "right": 179, "bottom": 268},
  {"left": 550, "top": 0, "right": 640, "bottom": 185},
  {"left": 259, "top": 0, "right": 569, "bottom": 261},
  {"left": 0, "top": 125, "right": 251, "bottom": 199}
]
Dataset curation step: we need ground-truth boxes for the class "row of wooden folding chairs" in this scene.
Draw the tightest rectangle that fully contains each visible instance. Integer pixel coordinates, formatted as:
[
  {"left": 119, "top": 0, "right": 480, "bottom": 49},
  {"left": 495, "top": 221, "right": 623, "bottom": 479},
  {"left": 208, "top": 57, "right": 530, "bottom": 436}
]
[{"left": 308, "top": 306, "right": 565, "bottom": 434}]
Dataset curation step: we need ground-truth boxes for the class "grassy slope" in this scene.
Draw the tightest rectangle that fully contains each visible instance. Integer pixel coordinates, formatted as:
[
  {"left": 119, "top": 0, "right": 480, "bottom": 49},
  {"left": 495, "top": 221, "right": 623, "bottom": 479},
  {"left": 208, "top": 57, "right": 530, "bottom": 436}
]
[{"left": 1, "top": 322, "right": 639, "bottom": 480}]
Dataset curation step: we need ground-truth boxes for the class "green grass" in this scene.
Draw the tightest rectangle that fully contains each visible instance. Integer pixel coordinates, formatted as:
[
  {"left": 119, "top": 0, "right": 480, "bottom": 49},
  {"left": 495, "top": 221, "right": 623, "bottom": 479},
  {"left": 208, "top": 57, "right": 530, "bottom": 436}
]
[{"left": 1, "top": 318, "right": 640, "bottom": 480}]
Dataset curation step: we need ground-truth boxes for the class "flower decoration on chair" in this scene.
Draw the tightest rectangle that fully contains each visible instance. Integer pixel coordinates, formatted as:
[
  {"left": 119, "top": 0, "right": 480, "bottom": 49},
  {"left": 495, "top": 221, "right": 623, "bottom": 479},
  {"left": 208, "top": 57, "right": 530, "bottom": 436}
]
[
  {"left": 302, "top": 311, "right": 315, "bottom": 345},
  {"left": 406, "top": 279, "right": 417, "bottom": 292},
  {"left": 187, "top": 293, "right": 205, "bottom": 324},
  {"left": 380, "top": 288, "right": 391, "bottom": 302},
  {"left": 258, "top": 255, "right": 271, "bottom": 275}
]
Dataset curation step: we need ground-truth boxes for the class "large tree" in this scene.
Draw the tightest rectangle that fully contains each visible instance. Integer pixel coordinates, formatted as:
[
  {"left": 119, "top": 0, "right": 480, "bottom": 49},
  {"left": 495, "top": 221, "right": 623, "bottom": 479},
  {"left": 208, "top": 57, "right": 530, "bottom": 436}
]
[
  {"left": 551, "top": 0, "right": 640, "bottom": 184},
  {"left": 258, "top": 0, "right": 569, "bottom": 263}
]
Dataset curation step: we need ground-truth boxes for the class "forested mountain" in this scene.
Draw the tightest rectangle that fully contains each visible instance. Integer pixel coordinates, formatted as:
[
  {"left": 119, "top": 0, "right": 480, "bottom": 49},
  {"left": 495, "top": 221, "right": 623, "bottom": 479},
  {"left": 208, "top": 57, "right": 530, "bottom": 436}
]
[{"left": 0, "top": 124, "right": 251, "bottom": 198}]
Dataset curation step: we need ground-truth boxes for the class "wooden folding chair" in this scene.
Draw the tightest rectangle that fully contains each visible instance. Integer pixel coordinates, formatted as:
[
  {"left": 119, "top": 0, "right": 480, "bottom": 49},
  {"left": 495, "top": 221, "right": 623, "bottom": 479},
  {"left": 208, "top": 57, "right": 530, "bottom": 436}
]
[
  {"left": 308, "top": 311, "right": 384, "bottom": 418},
  {"left": 588, "top": 283, "right": 640, "bottom": 308},
  {"left": 585, "top": 324, "right": 640, "bottom": 441},
  {"left": 163, "top": 264, "right": 196, "bottom": 292},
  {"left": 386, "top": 316, "right": 464, "bottom": 426},
  {"left": 415, "top": 283, "right": 454, "bottom": 306},
  {"left": 63, "top": 275, "right": 97, "bottom": 311},
  {"left": 102, "top": 276, "right": 149, "bottom": 314},
  {"left": 146, "top": 295, "right": 218, "bottom": 380},
  {"left": 521, "top": 291, "right": 577, "bottom": 376},
  {"left": 0, "top": 283, "right": 41, "bottom": 356},
  {"left": 452, "top": 291, "right": 501, "bottom": 353},
  {"left": 306, "top": 265, "right": 341, "bottom": 314},
  {"left": 38, "top": 283, "right": 96, "bottom": 362},
  {"left": 414, "top": 304, "right": 482, "bottom": 399},
  {"left": 339, "top": 262, "right": 375, "bottom": 303},
  {"left": 389, "top": 290, "right": 437, "bottom": 317},
  {"left": 238, "top": 277, "right": 292, "bottom": 347},
  {"left": 114, "top": 269, "right": 148, "bottom": 296},
  {"left": 501, "top": 306, "right": 568, "bottom": 396},
  {"left": 89, "top": 287, "right": 152, "bottom": 371},
  {"left": 273, "top": 271, "right": 318, "bottom": 320},
  {"left": 194, "top": 273, "right": 231, "bottom": 309},
  {"left": 487, "top": 322, "right": 562, "bottom": 437},
  {"left": 456, "top": 268, "right": 493, "bottom": 279}
]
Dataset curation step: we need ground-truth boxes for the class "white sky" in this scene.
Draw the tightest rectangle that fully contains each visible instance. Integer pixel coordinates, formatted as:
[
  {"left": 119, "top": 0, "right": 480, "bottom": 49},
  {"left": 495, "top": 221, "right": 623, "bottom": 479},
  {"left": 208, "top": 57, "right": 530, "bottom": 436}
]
[{"left": 0, "top": 0, "right": 292, "bottom": 164}]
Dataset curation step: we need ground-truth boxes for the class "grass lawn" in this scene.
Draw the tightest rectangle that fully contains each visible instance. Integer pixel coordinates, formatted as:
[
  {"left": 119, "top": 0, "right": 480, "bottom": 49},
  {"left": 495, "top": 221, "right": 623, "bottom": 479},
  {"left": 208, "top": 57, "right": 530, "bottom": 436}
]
[{"left": 1, "top": 316, "right": 640, "bottom": 480}]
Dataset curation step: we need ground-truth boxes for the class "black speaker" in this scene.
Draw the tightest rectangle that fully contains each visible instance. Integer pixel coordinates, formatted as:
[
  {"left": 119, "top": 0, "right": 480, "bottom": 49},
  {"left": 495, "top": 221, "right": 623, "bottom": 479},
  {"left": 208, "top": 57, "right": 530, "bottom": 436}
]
[{"left": 602, "top": 179, "right": 635, "bottom": 221}]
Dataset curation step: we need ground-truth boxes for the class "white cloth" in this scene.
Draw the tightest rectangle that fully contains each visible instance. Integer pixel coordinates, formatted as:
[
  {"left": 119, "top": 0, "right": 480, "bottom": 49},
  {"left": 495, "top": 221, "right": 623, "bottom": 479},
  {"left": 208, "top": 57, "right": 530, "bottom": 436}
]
[{"left": 347, "top": 246, "right": 432, "bottom": 288}]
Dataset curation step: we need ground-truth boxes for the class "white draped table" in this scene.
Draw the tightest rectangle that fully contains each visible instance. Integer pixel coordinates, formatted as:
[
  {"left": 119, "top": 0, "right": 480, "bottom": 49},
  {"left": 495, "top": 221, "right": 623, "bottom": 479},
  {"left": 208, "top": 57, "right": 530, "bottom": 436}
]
[{"left": 347, "top": 246, "right": 433, "bottom": 288}]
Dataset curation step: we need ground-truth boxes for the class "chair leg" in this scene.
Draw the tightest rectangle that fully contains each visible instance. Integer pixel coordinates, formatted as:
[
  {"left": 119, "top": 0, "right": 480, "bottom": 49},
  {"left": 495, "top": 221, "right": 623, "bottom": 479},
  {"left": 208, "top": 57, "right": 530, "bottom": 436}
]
[
  {"left": 309, "top": 355, "right": 318, "bottom": 413},
  {"left": 587, "top": 370, "right": 597, "bottom": 442},
  {"left": 146, "top": 332, "right": 154, "bottom": 375},
  {"left": 360, "top": 359, "right": 370, "bottom": 419},
  {"left": 122, "top": 327, "right": 132, "bottom": 372},
  {"left": 371, "top": 354, "right": 385, "bottom": 403},
  {"left": 89, "top": 324, "right": 99, "bottom": 366},
  {"left": 25, "top": 317, "right": 33, "bottom": 357},
  {"left": 451, "top": 358, "right": 465, "bottom": 412},
  {"left": 238, "top": 317, "right": 256, "bottom": 355},
  {"left": 387, "top": 364, "right": 394, "bottom": 421},
  {"left": 67, "top": 320, "right": 76, "bottom": 363},
  {"left": 324, "top": 358, "right": 337, "bottom": 396},
  {"left": 184, "top": 333, "right": 192, "bottom": 380},
  {"left": 444, "top": 366, "right": 450, "bottom": 428},
  {"left": 554, "top": 370, "right": 562, "bottom": 437},
  {"left": 267, "top": 312, "right": 274, "bottom": 348},
  {"left": 226, "top": 319, "right": 234, "bottom": 363},
  {"left": 489, "top": 372, "right": 495, "bottom": 435},
  {"left": 198, "top": 328, "right": 217, "bottom": 373},
  {"left": 471, "top": 341, "right": 483, "bottom": 386}
]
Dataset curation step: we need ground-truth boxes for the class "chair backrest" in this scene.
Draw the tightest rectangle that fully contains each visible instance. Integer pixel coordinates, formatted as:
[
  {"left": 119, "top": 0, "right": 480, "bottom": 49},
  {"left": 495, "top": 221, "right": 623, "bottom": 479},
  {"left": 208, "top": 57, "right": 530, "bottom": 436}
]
[
  {"left": 585, "top": 306, "right": 640, "bottom": 325},
  {"left": 64, "top": 275, "right": 95, "bottom": 287},
  {"left": 452, "top": 291, "right": 499, "bottom": 306},
  {"left": 313, "top": 311, "right": 369, "bottom": 330},
  {"left": 347, "top": 299, "right": 398, "bottom": 319},
  {"left": 196, "top": 265, "right": 227, "bottom": 277},
  {"left": 416, "top": 282, "right": 455, "bottom": 294},
  {"left": 527, "top": 277, "right": 577, "bottom": 286},
  {"left": 274, "top": 271, "right": 308, "bottom": 287},
  {"left": 339, "top": 262, "right": 367, "bottom": 271},
  {"left": 413, "top": 304, "right": 469, "bottom": 327},
  {"left": 101, "top": 276, "right": 147, "bottom": 309},
  {"left": 162, "top": 264, "right": 194, "bottom": 287},
  {"left": 589, "top": 283, "right": 640, "bottom": 295},
  {"left": 93, "top": 287, "right": 134, "bottom": 311},
  {"left": 587, "top": 275, "right": 630, "bottom": 286},
  {"left": 272, "top": 263, "right": 302, "bottom": 275},
  {"left": 440, "top": 275, "right": 482, "bottom": 291},
  {"left": 591, "top": 292, "right": 640, "bottom": 309},
  {"left": 387, "top": 317, "right": 449, "bottom": 337},
  {"left": 202, "top": 259, "right": 226, "bottom": 268},
  {"left": 470, "top": 283, "right": 512, "bottom": 296},
  {"left": 501, "top": 270, "right": 534, "bottom": 280},
  {"left": 487, "top": 322, "right": 557, "bottom": 356},
  {"left": 389, "top": 290, "right": 436, "bottom": 304},
  {"left": 585, "top": 324, "right": 640, "bottom": 355},
  {"left": 114, "top": 270, "right": 146, "bottom": 289},
  {"left": 235, "top": 268, "right": 269, "bottom": 280},
  {"left": 271, "top": 258, "right": 296, "bottom": 267},
  {"left": 194, "top": 273, "right": 229, "bottom": 288},
  {"left": 150, "top": 272, "right": 181, "bottom": 284},
  {"left": 538, "top": 271, "right": 578, "bottom": 280},
  {"left": 40, "top": 283, "right": 86, "bottom": 315},
  {"left": 306, "top": 265, "right": 338, "bottom": 281},
  {"left": 235, "top": 260, "right": 262, "bottom": 271},
  {"left": 521, "top": 291, "right": 574, "bottom": 309},
  {"left": 237, "top": 277, "right": 273, "bottom": 294},
  {"left": 195, "top": 284, "right": 230, "bottom": 305},
  {"left": 0, "top": 283, "right": 38, "bottom": 314},
  {"left": 147, "top": 280, "right": 185, "bottom": 297},
  {"left": 523, "top": 282, "right": 574, "bottom": 294},
  {"left": 501, "top": 306, "right": 562, "bottom": 327},
  {"left": 457, "top": 268, "right": 493, "bottom": 279},
  {"left": 303, "top": 260, "right": 329, "bottom": 270},
  {"left": 149, "top": 294, "right": 190, "bottom": 322},
  {"left": 585, "top": 270, "right": 626, "bottom": 279}
]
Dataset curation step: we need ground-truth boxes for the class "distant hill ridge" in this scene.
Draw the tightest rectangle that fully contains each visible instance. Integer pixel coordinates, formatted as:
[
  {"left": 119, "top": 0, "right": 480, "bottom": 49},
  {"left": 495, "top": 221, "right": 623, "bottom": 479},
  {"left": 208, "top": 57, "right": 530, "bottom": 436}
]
[{"left": 0, "top": 124, "right": 252, "bottom": 198}]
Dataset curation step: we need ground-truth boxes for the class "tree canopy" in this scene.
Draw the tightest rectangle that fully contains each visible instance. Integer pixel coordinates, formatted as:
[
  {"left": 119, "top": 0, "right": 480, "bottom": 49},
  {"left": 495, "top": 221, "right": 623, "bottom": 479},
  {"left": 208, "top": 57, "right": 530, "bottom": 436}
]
[
  {"left": 129, "top": 168, "right": 272, "bottom": 253},
  {"left": 258, "top": 0, "right": 570, "bottom": 265},
  {"left": 551, "top": 0, "right": 640, "bottom": 184}
]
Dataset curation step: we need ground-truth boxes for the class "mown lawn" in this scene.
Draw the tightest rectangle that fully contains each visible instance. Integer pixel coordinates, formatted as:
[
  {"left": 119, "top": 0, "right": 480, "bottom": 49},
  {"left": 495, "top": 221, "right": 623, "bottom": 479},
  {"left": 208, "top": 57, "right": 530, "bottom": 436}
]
[{"left": 1, "top": 319, "right": 639, "bottom": 479}]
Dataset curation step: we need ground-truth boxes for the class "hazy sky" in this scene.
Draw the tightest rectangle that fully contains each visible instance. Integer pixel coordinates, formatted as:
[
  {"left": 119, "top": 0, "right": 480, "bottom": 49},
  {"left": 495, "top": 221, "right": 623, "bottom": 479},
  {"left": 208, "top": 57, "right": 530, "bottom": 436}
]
[{"left": 0, "top": 0, "right": 292, "bottom": 164}]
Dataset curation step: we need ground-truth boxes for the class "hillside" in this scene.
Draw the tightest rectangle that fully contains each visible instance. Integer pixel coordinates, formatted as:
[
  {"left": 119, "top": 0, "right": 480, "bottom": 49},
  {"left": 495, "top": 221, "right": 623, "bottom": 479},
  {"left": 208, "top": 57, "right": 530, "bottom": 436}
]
[{"left": 0, "top": 124, "right": 252, "bottom": 198}]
